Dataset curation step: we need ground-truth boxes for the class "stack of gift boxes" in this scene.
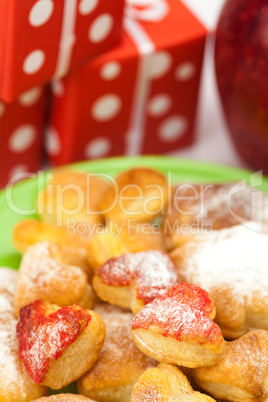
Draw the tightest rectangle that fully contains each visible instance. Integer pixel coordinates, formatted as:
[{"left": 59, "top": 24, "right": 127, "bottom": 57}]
[{"left": 0, "top": 0, "right": 207, "bottom": 188}]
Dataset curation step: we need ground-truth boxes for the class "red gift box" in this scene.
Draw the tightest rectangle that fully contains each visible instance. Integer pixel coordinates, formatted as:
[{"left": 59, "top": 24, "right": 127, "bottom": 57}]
[
  {"left": 0, "top": 0, "right": 124, "bottom": 102},
  {"left": 0, "top": 87, "right": 45, "bottom": 188},
  {"left": 48, "top": 0, "right": 207, "bottom": 164}
]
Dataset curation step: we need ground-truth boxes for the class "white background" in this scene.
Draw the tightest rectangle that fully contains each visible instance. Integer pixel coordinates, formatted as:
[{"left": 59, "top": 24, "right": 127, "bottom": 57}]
[{"left": 170, "top": 0, "right": 247, "bottom": 168}]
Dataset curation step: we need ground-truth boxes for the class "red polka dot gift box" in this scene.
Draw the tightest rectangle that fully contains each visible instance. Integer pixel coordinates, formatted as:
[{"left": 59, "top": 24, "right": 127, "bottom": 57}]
[
  {"left": 0, "top": 0, "right": 124, "bottom": 103},
  {"left": 0, "top": 87, "right": 45, "bottom": 188},
  {"left": 47, "top": 0, "right": 207, "bottom": 163}
]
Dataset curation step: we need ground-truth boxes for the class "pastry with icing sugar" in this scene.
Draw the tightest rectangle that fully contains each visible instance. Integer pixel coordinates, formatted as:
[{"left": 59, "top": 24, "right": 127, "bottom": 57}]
[
  {"left": 13, "top": 219, "right": 93, "bottom": 278},
  {"left": 87, "top": 223, "right": 166, "bottom": 271},
  {"left": 35, "top": 394, "right": 96, "bottom": 401},
  {"left": 170, "top": 224, "right": 268, "bottom": 339},
  {"left": 16, "top": 299, "right": 106, "bottom": 389},
  {"left": 131, "top": 283, "right": 225, "bottom": 368},
  {"left": 92, "top": 250, "right": 180, "bottom": 314},
  {"left": 0, "top": 267, "right": 18, "bottom": 315},
  {"left": 14, "top": 241, "right": 94, "bottom": 317},
  {"left": 100, "top": 167, "right": 168, "bottom": 223},
  {"left": 78, "top": 303, "right": 157, "bottom": 402},
  {"left": 164, "top": 183, "right": 268, "bottom": 250},
  {"left": 193, "top": 330, "right": 268, "bottom": 402},
  {"left": 131, "top": 363, "right": 216, "bottom": 402},
  {"left": 0, "top": 268, "right": 48, "bottom": 401}
]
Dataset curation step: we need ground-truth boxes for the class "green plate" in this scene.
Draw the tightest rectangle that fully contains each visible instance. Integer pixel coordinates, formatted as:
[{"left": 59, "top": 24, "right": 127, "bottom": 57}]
[{"left": 1, "top": 155, "right": 268, "bottom": 269}]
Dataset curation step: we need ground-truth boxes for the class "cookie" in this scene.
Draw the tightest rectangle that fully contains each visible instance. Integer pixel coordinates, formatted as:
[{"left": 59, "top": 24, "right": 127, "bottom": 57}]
[
  {"left": 16, "top": 300, "right": 105, "bottom": 389},
  {"left": 131, "top": 283, "right": 224, "bottom": 368}
]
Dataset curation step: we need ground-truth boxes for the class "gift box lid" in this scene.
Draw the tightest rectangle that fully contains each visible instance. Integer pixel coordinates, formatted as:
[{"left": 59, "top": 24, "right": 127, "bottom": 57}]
[{"left": 0, "top": 0, "right": 124, "bottom": 103}]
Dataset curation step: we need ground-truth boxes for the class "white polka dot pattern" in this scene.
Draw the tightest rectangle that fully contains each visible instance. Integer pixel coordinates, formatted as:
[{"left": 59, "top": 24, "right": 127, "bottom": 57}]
[
  {"left": 51, "top": 80, "right": 65, "bottom": 97},
  {"left": 9, "top": 125, "right": 37, "bottom": 153},
  {"left": 46, "top": 127, "right": 61, "bottom": 156},
  {"left": 92, "top": 94, "right": 122, "bottom": 121},
  {"left": 29, "top": 0, "right": 54, "bottom": 27},
  {"left": 100, "top": 61, "right": 121, "bottom": 81},
  {"left": 85, "top": 137, "right": 111, "bottom": 158},
  {"left": 89, "top": 14, "right": 113, "bottom": 43},
  {"left": 79, "top": 0, "right": 98, "bottom": 15},
  {"left": 19, "top": 87, "right": 42, "bottom": 106},
  {"left": 23, "top": 50, "right": 45, "bottom": 75},
  {"left": 175, "top": 62, "right": 196, "bottom": 81},
  {"left": 158, "top": 116, "right": 188, "bottom": 142},
  {"left": 148, "top": 52, "right": 172, "bottom": 79},
  {"left": 0, "top": 102, "right": 5, "bottom": 118},
  {"left": 147, "top": 94, "right": 172, "bottom": 117}
]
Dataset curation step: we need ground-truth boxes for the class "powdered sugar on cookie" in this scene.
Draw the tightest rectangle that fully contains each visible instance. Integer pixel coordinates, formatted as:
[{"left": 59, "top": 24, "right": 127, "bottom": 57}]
[
  {"left": 0, "top": 268, "right": 45, "bottom": 398},
  {"left": 0, "top": 268, "right": 18, "bottom": 314},
  {"left": 172, "top": 224, "right": 268, "bottom": 302},
  {"left": 98, "top": 251, "right": 179, "bottom": 304},
  {"left": 92, "top": 304, "right": 156, "bottom": 379},
  {"left": 132, "top": 283, "right": 223, "bottom": 345},
  {"left": 15, "top": 242, "right": 86, "bottom": 302},
  {"left": 17, "top": 300, "right": 91, "bottom": 384},
  {"left": 0, "top": 268, "right": 18, "bottom": 296}
]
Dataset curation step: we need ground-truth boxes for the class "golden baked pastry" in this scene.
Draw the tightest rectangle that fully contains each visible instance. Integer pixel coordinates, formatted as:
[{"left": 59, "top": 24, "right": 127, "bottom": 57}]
[
  {"left": 100, "top": 167, "right": 168, "bottom": 223},
  {"left": 163, "top": 183, "right": 268, "bottom": 250},
  {"left": 34, "top": 394, "right": 96, "bottom": 401},
  {"left": 12, "top": 219, "right": 92, "bottom": 277},
  {"left": 0, "top": 267, "right": 18, "bottom": 315},
  {"left": 131, "top": 283, "right": 224, "bottom": 368},
  {"left": 78, "top": 304, "right": 156, "bottom": 402},
  {"left": 170, "top": 224, "right": 268, "bottom": 339},
  {"left": 37, "top": 170, "right": 108, "bottom": 228},
  {"left": 14, "top": 242, "right": 93, "bottom": 317},
  {"left": 131, "top": 363, "right": 216, "bottom": 401},
  {"left": 0, "top": 268, "right": 48, "bottom": 401},
  {"left": 16, "top": 300, "right": 106, "bottom": 390},
  {"left": 93, "top": 251, "right": 179, "bottom": 314},
  {"left": 87, "top": 223, "right": 166, "bottom": 271},
  {"left": 193, "top": 330, "right": 268, "bottom": 402}
]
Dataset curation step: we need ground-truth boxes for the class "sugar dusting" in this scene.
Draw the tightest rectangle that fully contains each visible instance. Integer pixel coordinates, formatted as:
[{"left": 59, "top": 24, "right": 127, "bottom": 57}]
[
  {"left": 0, "top": 268, "right": 35, "bottom": 398},
  {"left": 0, "top": 268, "right": 18, "bottom": 296},
  {"left": 174, "top": 224, "right": 268, "bottom": 302},
  {"left": 89, "top": 304, "right": 156, "bottom": 382},
  {"left": 171, "top": 183, "right": 268, "bottom": 227},
  {"left": 17, "top": 241, "right": 85, "bottom": 295},
  {"left": 17, "top": 300, "right": 91, "bottom": 383},
  {"left": 0, "top": 314, "right": 29, "bottom": 398},
  {"left": 132, "top": 283, "right": 222, "bottom": 345},
  {"left": 133, "top": 385, "right": 163, "bottom": 402},
  {"left": 0, "top": 268, "right": 18, "bottom": 315},
  {"left": 98, "top": 251, "right": 179, "bottom": 304}
]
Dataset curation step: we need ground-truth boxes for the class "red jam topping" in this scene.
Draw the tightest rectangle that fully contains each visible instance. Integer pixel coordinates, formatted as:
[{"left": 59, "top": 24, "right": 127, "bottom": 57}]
[
  {"left": 132, "top": 283, "right": 223, "bottom": 345},
  {"left": 16, "top": 299, "right": 91, "bottom": 383},
  {"left": 98, "top": 250, "right": 179, "bottom": 304}
]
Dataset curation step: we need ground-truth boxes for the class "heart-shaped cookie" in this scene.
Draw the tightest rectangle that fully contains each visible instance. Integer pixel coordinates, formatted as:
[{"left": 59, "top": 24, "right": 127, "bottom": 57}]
[
  {"left": 0, "top": 270, "right": 48, "bottom": 401},
  {"left": 131, "top": 363, "right": 216, "bottom": 401},
  {"left": 131, "top": 283, "right": 225, "bottom": 368},
  {"left": 193, "top": 330, "right": 268, "bottom": 401},
  {"left": 16, "top": 300, "right": 105, "bottom": 389},
  {"left": 14, "top": 241, "right": 93, "bottom": 317},
  {"left": 93, "top": 250, "right": 180, "bottom": 314},
  {"left": 77, "top": 303, "right": 157, "bottom": 402}
]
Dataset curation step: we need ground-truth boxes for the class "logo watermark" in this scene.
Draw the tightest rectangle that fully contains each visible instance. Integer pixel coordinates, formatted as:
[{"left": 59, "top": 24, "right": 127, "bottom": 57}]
[{"left": 5, "top": 169, "right": 265, "bottom": 235}]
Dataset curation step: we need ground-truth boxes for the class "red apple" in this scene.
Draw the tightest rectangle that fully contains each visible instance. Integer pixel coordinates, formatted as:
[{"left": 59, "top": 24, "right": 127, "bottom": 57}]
[{"left": 215, "top": 0, "right": 268, "bottom": 173}]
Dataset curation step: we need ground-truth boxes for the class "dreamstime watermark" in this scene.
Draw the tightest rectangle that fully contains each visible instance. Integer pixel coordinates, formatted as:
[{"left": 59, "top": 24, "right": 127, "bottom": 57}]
[{"left": 5, "top": 169, "right": 265, "bottom": 234}]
